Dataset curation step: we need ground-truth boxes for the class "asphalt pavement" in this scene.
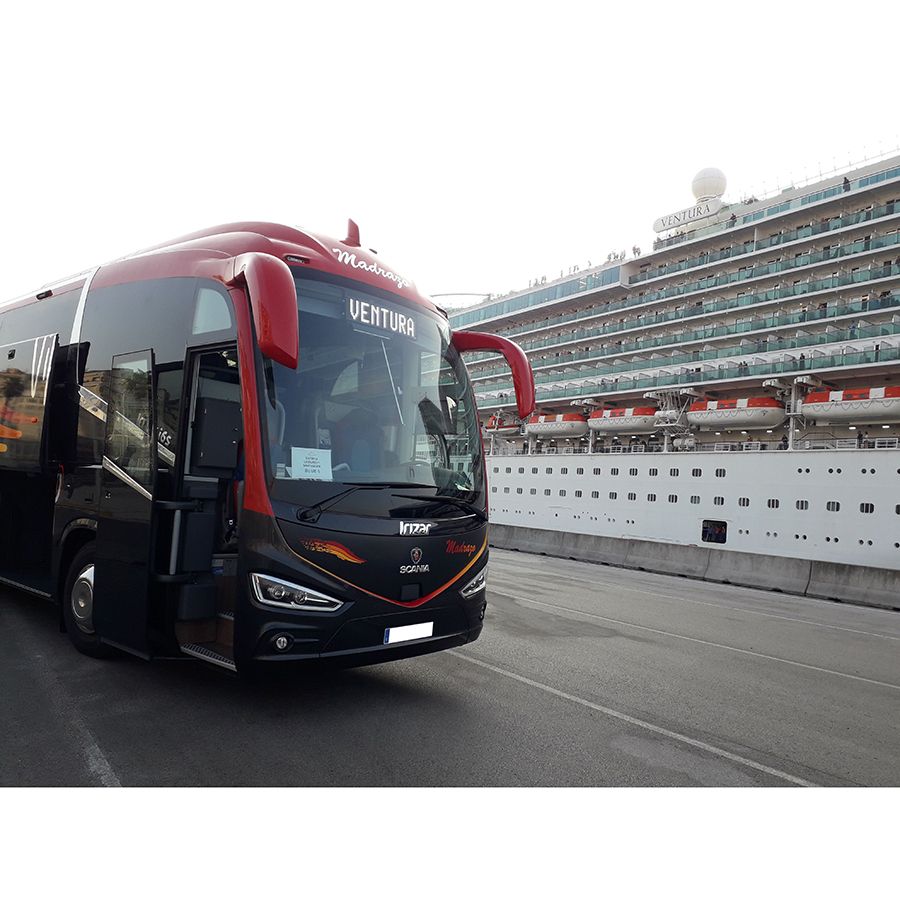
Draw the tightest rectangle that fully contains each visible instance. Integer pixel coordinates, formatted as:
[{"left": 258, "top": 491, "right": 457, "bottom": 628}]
[{"left": 2, "top": 548, "right": 898, "bottom": 786}]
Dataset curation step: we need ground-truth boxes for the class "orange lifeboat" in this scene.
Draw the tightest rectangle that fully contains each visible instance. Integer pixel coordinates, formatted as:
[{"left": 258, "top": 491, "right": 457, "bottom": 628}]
[
  {"left": 800, "top": 386, "right": 900, "bottom": 423},
  {"left": 524, "top": 412, "right": 589, "bottom": 437},
  {"left": 588, "top": 407, "right": 658, "bottom": 434},
  {"left": 687, "top": 397, "right": 787, "bottom": 430},
  {"left": 482, "top": 414, "right": 522, "bottom": 436}
]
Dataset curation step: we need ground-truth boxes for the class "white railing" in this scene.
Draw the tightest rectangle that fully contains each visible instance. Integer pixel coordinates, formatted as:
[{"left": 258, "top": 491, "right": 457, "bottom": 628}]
[{"left": 487, "top": 437, "right": 900, "bottom": 456}]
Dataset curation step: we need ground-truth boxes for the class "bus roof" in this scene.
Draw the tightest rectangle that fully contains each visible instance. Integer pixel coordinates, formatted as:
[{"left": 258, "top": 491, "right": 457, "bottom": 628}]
[{"left": 4, "top": 221, "right": 443, "bottom": 317}]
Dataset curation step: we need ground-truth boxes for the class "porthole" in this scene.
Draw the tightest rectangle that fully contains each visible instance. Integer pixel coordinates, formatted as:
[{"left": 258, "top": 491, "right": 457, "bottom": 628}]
[
  {"left": 518, "top": 467, "right": 525, "bottom": 474},
  {"left": 577, "top": 468, "right": 584, "bottom": 475},
  {"left": 647, "top": 493, "right": 657, "bottom": 502},
  {"left": 516, "top": 487, "right": 523, "bottom": 494},
  {"left": 692, "top": 468, "right": 702, "bottom": 477},
  {"left": 629, "top": 468, "right": 638, "bottom": 476},
  {"left": 532, "top": 467, "right": 538, "bottom": 474},
  {"left": 668, "top": 494, "right": 678, "bottom": 503},
  {"left": 591, "top": 491, "right": 599, "bottom": 498},
  {"left": 530, "top": 488, "right": 537, "bottom": 495},
  {"left": 593, "top": 468, "right": 601, "bottom": 475},
  {"left": 505, "top": 467, "right": 511, "bottom": 474},
  {"left": 545, "top": 467, "right": 552, "bottom": 474},
  {"left": 503, "top": 487, "right": 510, "bottom": 494},
  {"left": 611, "top": 468, "right": 619, "bottom": 476},
  {"left": 767, "top": 498, "right": 780, "bottom": 509},
  {"left": 628, "top": 492, "right": 636, "bottom": 501},
  {"left": 649, "top": 468, "right": 658, "bottom": 476},
  {"left": 826, "top": 501, "right": 840, "bottom": 512},
  {"left": 575, "top": 490, "right": 583, "bottom": 498},
  {"left": 738, "top": 497, "right": 750, "bottom": 507},
  {"left": 690, "top": 495, "right": 700, "bottom": 504},
  {"left": 609, "top": 492, "right": 617, "bottom": 500},
  {"left": 715, "top": 468, "right": 726, "bottom": 478},
  {"left": 714, "top": 496, "right": 724, "bottom": 506},
  {"left": 670, "top": 468, "right": 679, "bottom": 477},
  {"left": 561, "top": 468, "right": 568, "bottom": 475},
  {"left": 796, "top": 500, "right": 809, "bottom": 510},
  {"left": 544, "top": 489, "right": 551, "bottom": 496},
  {"left": 860, "top": 503, "right": 875, "bottom": 514}
]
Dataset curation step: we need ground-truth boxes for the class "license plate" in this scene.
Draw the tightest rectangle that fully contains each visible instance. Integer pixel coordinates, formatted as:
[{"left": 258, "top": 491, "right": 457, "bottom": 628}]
[{"left": 384, "top": 622, "right": 434, "bottom": 645}]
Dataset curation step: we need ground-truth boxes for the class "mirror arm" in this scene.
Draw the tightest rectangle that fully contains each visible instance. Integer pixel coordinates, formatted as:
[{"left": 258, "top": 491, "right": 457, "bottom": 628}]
[
  {"left": 451, "top": 330, "right": 535, "bottom": 419},
  {"left": 227, "top": 253, "right": 299, "bottom": 369}
]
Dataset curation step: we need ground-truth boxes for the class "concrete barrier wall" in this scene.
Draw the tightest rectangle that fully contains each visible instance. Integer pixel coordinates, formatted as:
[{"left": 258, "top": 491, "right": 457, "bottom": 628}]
[{"left": 489, "top": 524, "right": 899, "bottom": 611}]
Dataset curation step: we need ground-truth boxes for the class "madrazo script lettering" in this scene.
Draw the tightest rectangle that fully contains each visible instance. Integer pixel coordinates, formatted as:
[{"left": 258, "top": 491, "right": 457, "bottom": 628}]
[{"left": 331, "top": 248, "right": 411, "bottom": 290}]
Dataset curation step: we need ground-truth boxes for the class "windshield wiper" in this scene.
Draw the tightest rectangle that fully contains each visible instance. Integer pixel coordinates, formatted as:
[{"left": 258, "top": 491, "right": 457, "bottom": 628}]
[
  {"left": 296, "top": 484, "right": 386, "bottom": 523},
  {"left": 393, "top": 492, "right": 487, "bottom": 522}
]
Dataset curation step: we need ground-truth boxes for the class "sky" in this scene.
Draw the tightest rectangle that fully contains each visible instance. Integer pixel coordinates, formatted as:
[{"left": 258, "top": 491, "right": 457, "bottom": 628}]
[{"left": 3, "top": 0, "right": 899, "bottom": 308}]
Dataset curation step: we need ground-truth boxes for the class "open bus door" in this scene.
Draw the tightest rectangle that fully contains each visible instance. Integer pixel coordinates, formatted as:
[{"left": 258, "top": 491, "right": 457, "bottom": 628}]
[{"left": 92, "top": 349, "right": 157, "bottom": 656}]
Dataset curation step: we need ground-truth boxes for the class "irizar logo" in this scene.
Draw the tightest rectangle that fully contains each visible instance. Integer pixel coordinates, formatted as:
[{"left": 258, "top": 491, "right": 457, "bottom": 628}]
[
  {"left": 400, "top": 521, "right": 432, "bottom": 536},
  {"left": 400, "top": 546, "right": 429, "bottom": 575}
]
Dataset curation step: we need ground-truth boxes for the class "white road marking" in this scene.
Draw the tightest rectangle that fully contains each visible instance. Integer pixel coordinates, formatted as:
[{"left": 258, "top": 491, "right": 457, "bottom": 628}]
[
  {"left": 448, "top": 650, "right": 818, "bottom": 787},
  {"left": 489, "top": 558, "right": 900, "bottom": 641},
  {"left": 6, "top": 610, "right": 121, "bottom": 787},
  {"left": 492, "top": 588, "right": 900, "bottom": 692}
]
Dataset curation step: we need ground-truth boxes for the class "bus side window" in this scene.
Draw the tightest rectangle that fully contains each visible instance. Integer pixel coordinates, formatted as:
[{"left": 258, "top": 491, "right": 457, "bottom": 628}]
[{"left": 192, "top": 287, "right": 234, "bottom": 335}]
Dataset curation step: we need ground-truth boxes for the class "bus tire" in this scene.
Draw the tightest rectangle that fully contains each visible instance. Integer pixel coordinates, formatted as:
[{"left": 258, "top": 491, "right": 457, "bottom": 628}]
[{"left": 62, "top": 543, "right": 114, "bottom": 659}]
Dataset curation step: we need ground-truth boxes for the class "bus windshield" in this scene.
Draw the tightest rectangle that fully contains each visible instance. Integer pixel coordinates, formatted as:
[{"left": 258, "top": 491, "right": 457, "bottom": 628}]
[{"left": 261, "top": 272, "right": 483, "bottom": 509}]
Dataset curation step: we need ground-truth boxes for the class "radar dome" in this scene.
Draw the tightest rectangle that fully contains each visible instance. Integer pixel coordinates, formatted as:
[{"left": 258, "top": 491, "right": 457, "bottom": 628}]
[{"left": 692, "top": 168, "right": 727, "bottom": 201}]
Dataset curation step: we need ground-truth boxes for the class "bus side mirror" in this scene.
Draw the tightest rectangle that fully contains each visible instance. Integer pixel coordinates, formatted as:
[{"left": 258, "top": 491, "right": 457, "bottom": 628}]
[
  {"left": 451, "top": 330, "right": 535, "bottom": 419},
  {"left": 228, "top": 253, "right": 299, "bottom": 369}
]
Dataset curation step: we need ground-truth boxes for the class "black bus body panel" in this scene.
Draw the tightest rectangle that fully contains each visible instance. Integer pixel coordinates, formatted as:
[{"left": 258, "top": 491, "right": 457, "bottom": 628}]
[{"left": 233, "top": 510, "right": 486, "bottom": 669}]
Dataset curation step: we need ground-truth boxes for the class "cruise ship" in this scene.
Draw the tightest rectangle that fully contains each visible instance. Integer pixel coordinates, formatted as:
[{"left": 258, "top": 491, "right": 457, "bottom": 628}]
[{"left": 450, "top": 157, "right": 900, "bottom": 609}]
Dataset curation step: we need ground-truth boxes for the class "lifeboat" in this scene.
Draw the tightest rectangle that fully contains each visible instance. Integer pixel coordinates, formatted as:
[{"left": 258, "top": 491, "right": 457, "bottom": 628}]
[
  {"left": 525, "top": 412, "right": 589, "bottom": 437},
  {"left": 482, "top": 414, "right": 522, "bottom": 436},
  {"left": 687, "top": 397, "right": 787, "bottom": 430},
  {"left": 800, "top": 386, "right": 900, "bottom": 423},
  {"left": 588, "top": 407, "right": 658, "bottom": 434}
]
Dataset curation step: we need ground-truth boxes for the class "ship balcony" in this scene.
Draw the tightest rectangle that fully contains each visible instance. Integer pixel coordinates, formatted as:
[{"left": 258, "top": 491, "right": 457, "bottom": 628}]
[
  {"left": 631, "top": 198, "right": 900, "bottom": 287},
  {"left": 464, "top": 266, "right": 900, "bottom": 376},
  {"left": 477, "top": 342, "right": 900, "bottom": 411},
  {"left": 468, "top": 294, "right": 900, "bottom": 384}
]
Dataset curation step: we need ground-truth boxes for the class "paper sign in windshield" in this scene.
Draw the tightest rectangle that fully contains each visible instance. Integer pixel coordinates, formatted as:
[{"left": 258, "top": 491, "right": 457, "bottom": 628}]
[{"left": 290, "top": 447, "right": 333, "bottom": 481}]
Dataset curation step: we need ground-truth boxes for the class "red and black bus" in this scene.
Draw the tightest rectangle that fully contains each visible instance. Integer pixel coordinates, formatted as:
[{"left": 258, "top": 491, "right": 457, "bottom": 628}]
[{"left": 0, "top": 221, "right": 533, "bottom": 672}]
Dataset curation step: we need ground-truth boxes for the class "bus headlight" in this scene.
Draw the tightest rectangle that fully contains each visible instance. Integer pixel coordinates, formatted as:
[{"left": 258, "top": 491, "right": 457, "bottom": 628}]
[
  {"left": 250, "top": 574, "right": 343, "bottom": 611},
  {"left": 460, "top": 567, "right": 487, "bottom": 599}
]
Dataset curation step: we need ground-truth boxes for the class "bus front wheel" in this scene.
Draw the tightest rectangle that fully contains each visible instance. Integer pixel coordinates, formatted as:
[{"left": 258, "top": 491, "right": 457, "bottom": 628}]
[{"left": 63, "top": 543, "right": 114, "bottom": 659}]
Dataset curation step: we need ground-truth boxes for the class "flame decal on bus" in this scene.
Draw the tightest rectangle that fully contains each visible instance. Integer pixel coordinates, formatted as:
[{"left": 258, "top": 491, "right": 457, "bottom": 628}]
[{"left": 299, "top": 539, "right": 366, "bottom": 565}]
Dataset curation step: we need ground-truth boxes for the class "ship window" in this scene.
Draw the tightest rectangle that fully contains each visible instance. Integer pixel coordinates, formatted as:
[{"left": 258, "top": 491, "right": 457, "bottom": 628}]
[
  {"left": 670, "top": 468, "right": 679, "bottom": 477},
  {"left": 544, "top": 489, "right": 551, "bottom": 496},
  {"left": 591, "top": 491, "right": 599, "bottom": 498},
  {"left": 702, "top": 519, "right": 728, "bottom": 544},
  {"left": 609, "top": 491, "right": 617, "bottom": 500},
  {"left": 593, "top": 467, "right": 601, "bottom": 475},
  {"left": 530, "top": 488, "right": 536, "bottom": 495},
  {"left": 692, "top": 468, "right": 702, "bottom": 477},
  {"left": 668, "top": 494, "right": 678, "bottom": 503},
  {"left": 545, "top": 467, "right": 552, "bottom": 474},
  {"left": 647, "top": 493, "right": 656, "bottom": 502},
  {"left": 611, "top": 468, "right": 619, "bottom": 475},
  {"left": 561, "top": 467, "right": 568, "bottom": 474},
  {"left": 796, "top": 500, "right": 809, "bottom": 510},
  {"left": 628, "top": 492, "right": 636, "bottom": 500},
  {"left": 516, "top": 487, "right": 523, "bottom": 494},
  {"left": 492, "top": 467, "right": 499, "bottom": 474},
  {"left": 577, "top": 468, "right": 584, "bottom": 475},
  {"left": 518, "top": 467, "right": 524, "bottom": 474},
  {"left": 491, "top": 487, "right": 497, "bottom": 493},
  {"left": 575, "top": 490, "right": 583, "bottom": 498},
  {"left": 714, "top": 496, "right": 724, "bottom": 506},
  {"left": 827, "top": 501, "right": 840, "bottom": 512},
  {"left": 690, "top": 495, "right": 700, "bottom": 504},
  {"left": 715, "top": 468, "right": 726, "bottom": 478},
  {"left": 503, "top": 487, "right": 510, "bottom": 494},
  {"left": 649, "top": 468, "right": 658, "bottom": 476},
  {"left": 505, "top": 467, "right": 511, "bottom": 474},
  {"left": 767, "top": 499, "right": 780, "bottom": 509},
  {"left": 629, "top": 468, "right": 638, "bottom": 476},
  {"left": 860, "top": 502, "right": 875, "bottom": 514},
  {"left": 532, "top": 467, "right": 538, "bottom": 474},
  {"left": 738, "top": 497, "right": 750, "bottom": 507},
  {"left": 559, "top": 490, "right": 566, "bottom": 497}
]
